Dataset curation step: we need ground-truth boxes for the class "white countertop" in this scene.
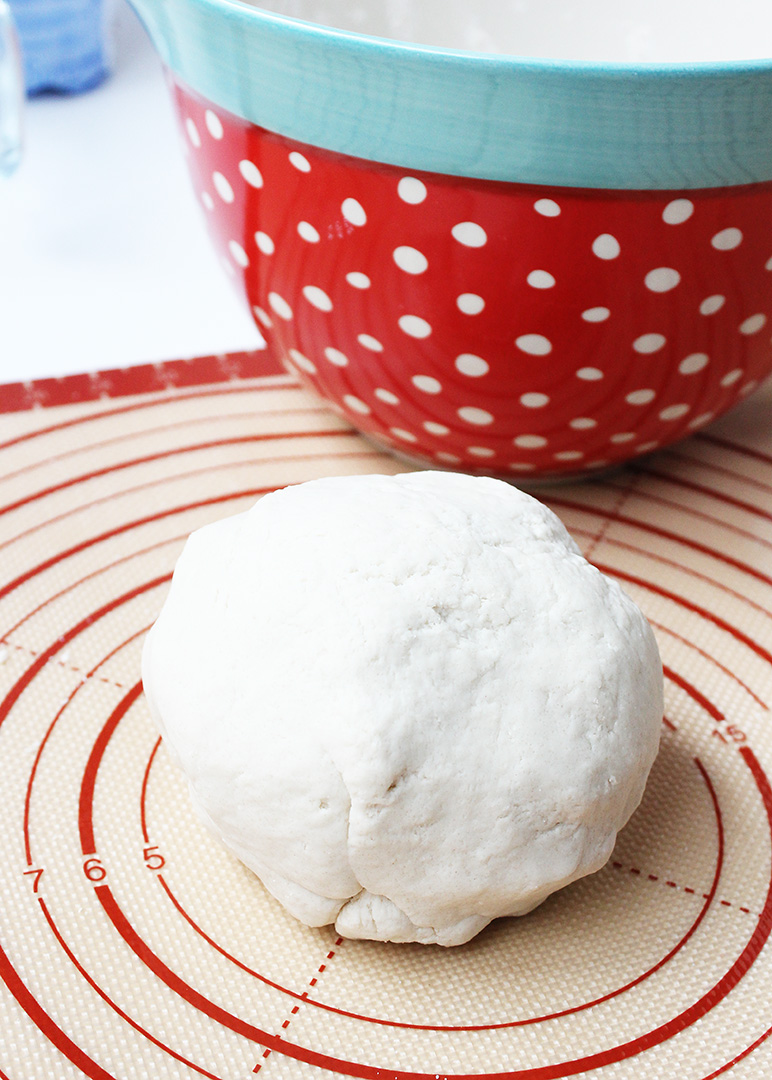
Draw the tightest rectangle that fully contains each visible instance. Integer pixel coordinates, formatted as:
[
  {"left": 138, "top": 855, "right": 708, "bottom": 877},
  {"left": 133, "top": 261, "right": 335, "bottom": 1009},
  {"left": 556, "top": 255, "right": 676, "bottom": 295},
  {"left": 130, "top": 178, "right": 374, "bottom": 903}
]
[{"left": 0, "top": 0, "right": 263, "bottom": 387}]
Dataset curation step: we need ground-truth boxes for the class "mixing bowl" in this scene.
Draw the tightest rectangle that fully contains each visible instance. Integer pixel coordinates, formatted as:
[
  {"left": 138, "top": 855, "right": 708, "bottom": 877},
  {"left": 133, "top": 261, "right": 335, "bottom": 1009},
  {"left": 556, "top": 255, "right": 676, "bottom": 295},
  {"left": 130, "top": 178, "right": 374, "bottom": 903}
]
[{"left": 129, "top": 0, "right": 772, "bottom": 478}]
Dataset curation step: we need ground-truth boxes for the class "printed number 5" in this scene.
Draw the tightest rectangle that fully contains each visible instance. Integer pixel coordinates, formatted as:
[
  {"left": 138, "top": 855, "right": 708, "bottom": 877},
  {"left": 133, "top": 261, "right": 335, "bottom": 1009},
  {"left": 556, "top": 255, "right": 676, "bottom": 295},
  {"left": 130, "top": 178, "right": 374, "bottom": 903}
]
[{"left": 143, "top": 846, "right": 165, "bottom": 871}]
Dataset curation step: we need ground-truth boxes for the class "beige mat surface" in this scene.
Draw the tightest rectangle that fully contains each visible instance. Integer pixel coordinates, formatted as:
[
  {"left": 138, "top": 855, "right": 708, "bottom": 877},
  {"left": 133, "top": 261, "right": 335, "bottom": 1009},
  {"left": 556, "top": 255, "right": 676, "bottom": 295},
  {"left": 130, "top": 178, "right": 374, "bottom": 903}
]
[{"left": 1, "top": 352, "right": 772, "bottom": 1079}]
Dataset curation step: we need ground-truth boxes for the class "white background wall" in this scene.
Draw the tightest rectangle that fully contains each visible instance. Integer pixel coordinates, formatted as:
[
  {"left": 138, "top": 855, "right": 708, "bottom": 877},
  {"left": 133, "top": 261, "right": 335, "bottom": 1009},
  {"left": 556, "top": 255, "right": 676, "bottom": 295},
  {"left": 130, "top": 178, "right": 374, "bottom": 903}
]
[{"left": 0, "top": 0, "right": 262, "bottom": 385}]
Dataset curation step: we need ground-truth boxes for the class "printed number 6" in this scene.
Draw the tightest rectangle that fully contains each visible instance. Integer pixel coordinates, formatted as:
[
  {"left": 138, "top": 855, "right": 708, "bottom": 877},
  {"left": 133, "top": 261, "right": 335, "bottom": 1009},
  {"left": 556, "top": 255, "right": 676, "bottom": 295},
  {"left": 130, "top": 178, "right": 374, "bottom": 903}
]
[{"left": 83, "top": 857, "right": 106, "bottom": 882}]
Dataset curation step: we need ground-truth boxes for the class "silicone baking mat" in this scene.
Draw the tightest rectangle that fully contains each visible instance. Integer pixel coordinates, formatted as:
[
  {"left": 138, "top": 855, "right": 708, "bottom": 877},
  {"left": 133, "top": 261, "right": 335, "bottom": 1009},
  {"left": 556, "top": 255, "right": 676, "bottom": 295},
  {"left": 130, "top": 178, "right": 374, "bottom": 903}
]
[{"left": 2, "top": 349, "right": 772, "bottom": 1080}]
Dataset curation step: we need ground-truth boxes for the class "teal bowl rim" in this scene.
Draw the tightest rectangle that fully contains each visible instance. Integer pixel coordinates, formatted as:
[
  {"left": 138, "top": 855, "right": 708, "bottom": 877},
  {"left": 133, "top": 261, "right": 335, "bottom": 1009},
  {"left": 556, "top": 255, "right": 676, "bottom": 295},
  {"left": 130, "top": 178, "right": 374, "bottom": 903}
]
[{"left": 134, "top": 0, "right": 772, "bottom": 189}]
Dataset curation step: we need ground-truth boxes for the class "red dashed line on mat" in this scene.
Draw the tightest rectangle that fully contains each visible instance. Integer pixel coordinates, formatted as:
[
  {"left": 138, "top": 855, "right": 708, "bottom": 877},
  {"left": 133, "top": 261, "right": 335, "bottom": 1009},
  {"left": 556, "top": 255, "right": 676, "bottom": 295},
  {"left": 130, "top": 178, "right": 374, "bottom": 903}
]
[
  {"left": 611, "top": 861, "right": 756, "bottom": 916},
  {"left": 0, "top": 639, "right": 126, "bottom": 689},
  {"left": 253, "top": 939, "right": 344, "bottom": 1074}
]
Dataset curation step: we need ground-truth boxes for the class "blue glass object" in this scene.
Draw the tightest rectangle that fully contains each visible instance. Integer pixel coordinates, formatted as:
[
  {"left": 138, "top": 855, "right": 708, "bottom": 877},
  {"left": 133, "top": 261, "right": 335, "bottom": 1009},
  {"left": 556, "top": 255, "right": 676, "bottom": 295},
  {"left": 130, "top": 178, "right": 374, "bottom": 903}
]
[
  {"left": 9, "top": 0, "right": 110, "bottom": 94},
  {"left": 0, "top": 0, "right": 22, "bottom": 174}
]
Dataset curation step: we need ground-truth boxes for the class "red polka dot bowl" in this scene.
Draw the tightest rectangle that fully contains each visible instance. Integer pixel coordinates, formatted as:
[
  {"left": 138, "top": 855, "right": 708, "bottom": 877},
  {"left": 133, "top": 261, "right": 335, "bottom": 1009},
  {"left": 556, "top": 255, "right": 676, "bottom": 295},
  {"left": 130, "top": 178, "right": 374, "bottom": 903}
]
[{"left": 131, "top": 0, "right": 772, "bottom": 479}]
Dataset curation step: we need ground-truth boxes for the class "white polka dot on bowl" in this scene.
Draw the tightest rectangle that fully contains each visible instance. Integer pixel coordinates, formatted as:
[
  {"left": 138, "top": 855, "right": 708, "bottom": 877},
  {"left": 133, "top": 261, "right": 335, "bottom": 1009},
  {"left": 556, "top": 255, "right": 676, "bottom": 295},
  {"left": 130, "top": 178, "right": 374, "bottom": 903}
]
[
  {"left": 303, "top": 286, "right": 333, "bottom": 312},
  {"left": 662, "top": 199, "right": 694, "bottom": 224},
  {"left": 343, "top": 394, "right": 371, "bottom": 414},
  {"left": 458, "top": 406, "right": 494, "bottom": 426},
  {"left": 255, "top": 231, "right": 275, "bottom": 255},
  {"left": 185, "top": 118, "right": 201, "bottom": 147},
  {"left": 358, "top": 334, "right": 383, "bottom": 352},
  {"left": 267, "top": 292, "right": 293, "bottom": 320},
  {"left": 711, "top": 227, "right": 743, "bottom": 251},
  {"left": 633, "top": 333, "right": 666, "bottom": 354},
  {"left": 700, "top": 295, "right": 725, "bottom": 315},
  {"left": 688, "top": 412, "right": 715, "bottom": 429},
  {"left": 239, "top": 160, "right": 263, "bottom": 188},
  {"left": 205, "top": 109, "right": 223, "bottom": 139},
  {"left": 324, "top": 347, "right": 349, "bottom": 367},
  {"left": 393, "top": 246, "right": 429, "bottom": 274},
  {"left": 288, "top": 348, "right": 316, "bottom": 374},
  {"left": 451, "top": 222, "right": 487, "bottom": 247},
  {"left": 739, "top": 314, "right": 767, "bottom": 334},
  {"left": 520, "top": 392, "right": 550, "bottom": 408},
  {"left": 679, "top": 353, "right": 709, "bottom": 374},
  {"left": 342, "top": 198, "right": 367, "bottom": 226},
  {"left": 581, "top": 307, "right": 610, "bottom": 322},
  {"left": 527, "top": 270, "right": 556, "bottom": 289},
  {"left": 228, "top": 240, "right": 249, "bottom": 268},
  {"left": 374, "top": 388, "right": 400, "bottom": 405},
  {"left": 534, "top": 199, "right": 561, "bottom": 217},
  {"left": 644, "top": 267, "right": 681, "bottom": 293},
  {"left": 515, "top": 334, "right": 552, "bottom": 356},
  {"left": 397, "top": 176, "right": 427, "bottom": 204},
  {"left": 592, "top": 234, "right": 621, "bottom": 260},
  {"left": 297, "top": 221, "right": 320, "bottom": 243},
  {"left": 659, "top": 403, "right": 690, "bottom": 421},
  {"left": 513, "top": 434, "right": 548, "bottom": 449},
  {"left": 626, "top": 388, "right": 656, "bottom": 405},
  {"left": 456, "top": 294, "right": 485, "bottom": 315},
  {"left": 212, "top": 171, "right": 234, "bottom": 203},
  {"left": 399, "top": 315, "right": 432, "bottom": 339},
  {"left": 455, "top": 353, "right": 489, "bottom": 377},
  {"left": 721, "top": 369, "right": 743, "bottom": 386},
  {"left": 412, "top": 375, "right": 442, "bottom": 394}
]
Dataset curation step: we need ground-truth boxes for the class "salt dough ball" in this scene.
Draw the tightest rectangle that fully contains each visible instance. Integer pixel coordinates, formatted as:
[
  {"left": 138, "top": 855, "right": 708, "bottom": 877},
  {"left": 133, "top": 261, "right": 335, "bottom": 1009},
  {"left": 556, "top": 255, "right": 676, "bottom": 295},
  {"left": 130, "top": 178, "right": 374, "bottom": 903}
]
[{"left": 142, "top": 471, "right": 663, "bottom": 946}]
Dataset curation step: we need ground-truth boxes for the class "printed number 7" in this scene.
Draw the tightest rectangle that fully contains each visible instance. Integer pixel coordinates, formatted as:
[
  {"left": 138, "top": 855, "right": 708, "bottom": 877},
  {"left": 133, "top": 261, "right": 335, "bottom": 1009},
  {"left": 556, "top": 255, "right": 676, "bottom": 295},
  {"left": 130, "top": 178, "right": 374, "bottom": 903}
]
[{"left": 23, "top": 867, "right": 44, "bottom": 893}]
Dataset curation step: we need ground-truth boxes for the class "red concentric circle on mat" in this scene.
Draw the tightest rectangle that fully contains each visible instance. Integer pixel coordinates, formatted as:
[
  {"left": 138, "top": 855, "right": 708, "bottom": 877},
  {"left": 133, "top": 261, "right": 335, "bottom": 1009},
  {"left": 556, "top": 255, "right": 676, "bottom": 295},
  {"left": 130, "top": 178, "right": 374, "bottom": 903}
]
[
  {"left": 42, "top": 667, "right": 772, "bottom": 1077},
  {"left": 2, "top": 355, "right": 772, "bottom": 1080},
  {"left": 136, "top": 729, "right": 724, "bottom": 1034}
]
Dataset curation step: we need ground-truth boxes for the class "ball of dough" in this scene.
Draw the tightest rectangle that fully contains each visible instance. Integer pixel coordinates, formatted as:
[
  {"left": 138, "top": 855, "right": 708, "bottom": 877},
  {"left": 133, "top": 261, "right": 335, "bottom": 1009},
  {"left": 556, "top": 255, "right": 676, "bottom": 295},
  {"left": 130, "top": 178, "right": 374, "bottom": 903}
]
[{"left": 142, "top": 471, "right": 662, "bottom": 946}]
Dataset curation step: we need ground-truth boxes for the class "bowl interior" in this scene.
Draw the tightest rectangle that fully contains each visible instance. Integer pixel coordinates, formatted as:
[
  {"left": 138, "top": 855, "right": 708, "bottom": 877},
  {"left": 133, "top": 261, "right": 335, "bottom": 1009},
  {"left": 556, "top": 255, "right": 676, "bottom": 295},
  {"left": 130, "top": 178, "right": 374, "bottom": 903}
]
[{"left": 240, "top": 0, "right": 772, "bottom": 63}]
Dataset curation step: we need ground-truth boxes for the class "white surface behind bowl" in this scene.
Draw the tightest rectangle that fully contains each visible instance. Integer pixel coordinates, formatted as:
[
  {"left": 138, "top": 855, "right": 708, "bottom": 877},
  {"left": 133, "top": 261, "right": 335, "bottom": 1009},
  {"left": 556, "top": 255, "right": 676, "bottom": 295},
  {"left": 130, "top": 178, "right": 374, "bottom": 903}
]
[{"left": 0, "top": 0, "right": 261, "bottom": 386}]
